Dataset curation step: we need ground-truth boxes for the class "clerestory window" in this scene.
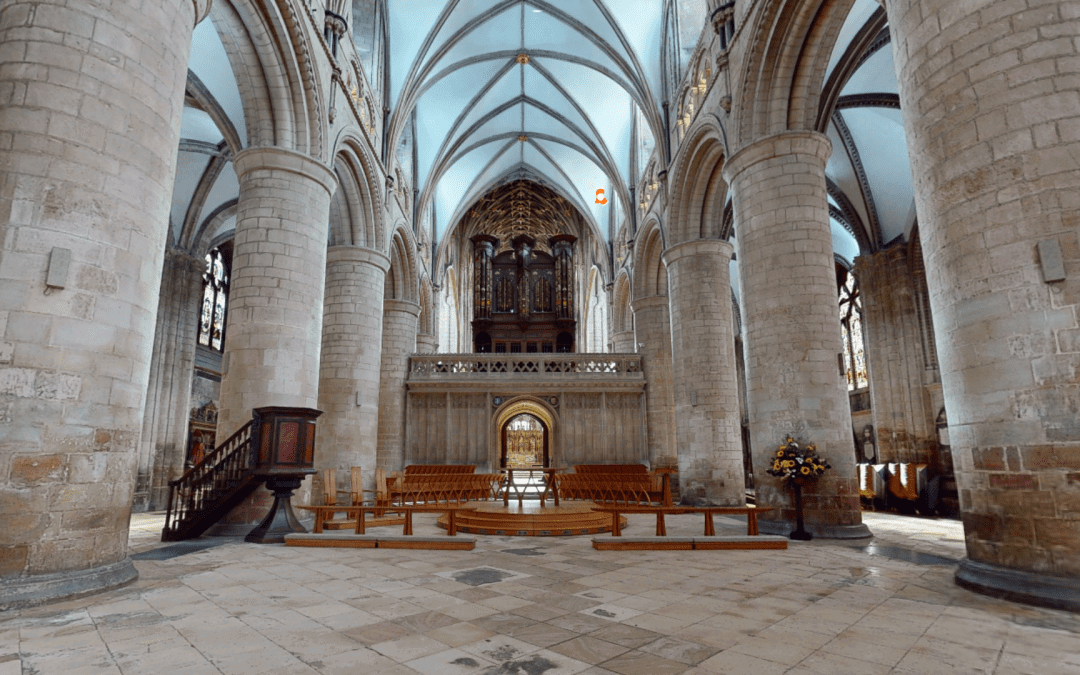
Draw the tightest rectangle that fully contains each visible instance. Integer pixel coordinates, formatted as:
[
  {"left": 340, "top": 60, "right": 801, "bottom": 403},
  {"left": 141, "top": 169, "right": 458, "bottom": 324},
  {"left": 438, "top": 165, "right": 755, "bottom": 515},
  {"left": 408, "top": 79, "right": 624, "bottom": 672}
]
[{"left": 198, "top": 247, "right": 229, "bottom": 352}]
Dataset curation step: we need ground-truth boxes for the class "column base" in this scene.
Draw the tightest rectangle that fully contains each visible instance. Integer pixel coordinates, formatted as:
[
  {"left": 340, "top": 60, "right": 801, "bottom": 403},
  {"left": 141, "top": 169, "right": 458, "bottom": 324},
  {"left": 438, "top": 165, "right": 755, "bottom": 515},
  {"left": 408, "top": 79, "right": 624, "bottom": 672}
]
[
  {"left": 759, "top": 520, "right": 872, "bottom": 539},
  {"left": 956, "top": 559, "right": 1080, "bottom": 612},
  {"left": 0, "top": 558, "right": 138, "bottom": 611}
]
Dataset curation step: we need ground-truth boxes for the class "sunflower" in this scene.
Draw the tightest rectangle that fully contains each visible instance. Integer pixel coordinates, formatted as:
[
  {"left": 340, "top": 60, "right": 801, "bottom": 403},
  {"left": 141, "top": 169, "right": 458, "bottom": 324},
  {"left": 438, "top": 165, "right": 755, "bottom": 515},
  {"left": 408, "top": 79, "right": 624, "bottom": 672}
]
[
  {"left": 801, "top": 466, "right": 811, "bottom": 475},
  {"left": 776, "top": 449, "right": 785, "bottom": 457}
]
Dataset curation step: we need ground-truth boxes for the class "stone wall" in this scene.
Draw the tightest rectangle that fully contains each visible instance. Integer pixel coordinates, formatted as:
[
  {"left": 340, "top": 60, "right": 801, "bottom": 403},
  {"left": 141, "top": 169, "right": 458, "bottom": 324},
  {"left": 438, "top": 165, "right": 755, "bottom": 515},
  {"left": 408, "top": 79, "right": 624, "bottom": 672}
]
[{"left": 405, "top": 390, "right": 647, "bottom": 470}]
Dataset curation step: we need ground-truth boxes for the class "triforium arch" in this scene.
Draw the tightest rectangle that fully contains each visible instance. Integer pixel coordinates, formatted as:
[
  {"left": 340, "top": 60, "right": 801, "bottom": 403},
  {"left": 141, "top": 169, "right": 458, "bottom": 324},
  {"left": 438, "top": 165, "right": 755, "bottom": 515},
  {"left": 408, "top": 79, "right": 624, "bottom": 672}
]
[
  {"left": 611, "top": 269, "right": 633, "bottom": 337},
  {"left": 209, "top": 0, "right": 327, "bottom": 157},
  {"left": 667, "top": 116, "right": 729, "bottom": 245},
  {"left": 732, "top": 0, "right": 857, "bottom": 147},
  {"left": 492, "top": 396, "right": 560, "bottom": 470},
  {"left": 631, "top": 218, "right": 668, "bottom": 300},
  {"left": 328, "top": 133, "right": 386, "bottom": 250},
  {"left": 385, "top": 224, "right": 420, "bottom": 304}
]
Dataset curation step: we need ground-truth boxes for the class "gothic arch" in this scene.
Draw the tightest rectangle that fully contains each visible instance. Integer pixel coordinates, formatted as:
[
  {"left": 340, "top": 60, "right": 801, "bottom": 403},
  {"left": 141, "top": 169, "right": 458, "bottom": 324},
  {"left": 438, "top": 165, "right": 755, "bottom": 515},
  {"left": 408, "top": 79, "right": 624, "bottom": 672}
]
[
  {"left": 667, "top": 117, "right": 728, "bottom": 245},
  {"left": 732, "top": 0, "right": 857, "bottom": 148},
  {"left": 209, "top": 0, "right": 326, "bottom": 158},
  {"left": 491, "top": 396, "right": 561, "bottom": 470},
  {"left": 632, "top": 218, "right": 668, "bottom": 300}
]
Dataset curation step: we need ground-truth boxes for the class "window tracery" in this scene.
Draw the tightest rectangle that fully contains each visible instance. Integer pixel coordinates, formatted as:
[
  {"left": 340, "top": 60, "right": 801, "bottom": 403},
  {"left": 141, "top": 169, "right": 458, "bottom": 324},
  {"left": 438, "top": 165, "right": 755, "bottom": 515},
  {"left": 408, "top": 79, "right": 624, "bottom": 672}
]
[
  {"left": 839, "top": 270, "right": 867, "bottom": 390},
  {"left": 198, "top": 247, "right": 229, "bottom": 352}
]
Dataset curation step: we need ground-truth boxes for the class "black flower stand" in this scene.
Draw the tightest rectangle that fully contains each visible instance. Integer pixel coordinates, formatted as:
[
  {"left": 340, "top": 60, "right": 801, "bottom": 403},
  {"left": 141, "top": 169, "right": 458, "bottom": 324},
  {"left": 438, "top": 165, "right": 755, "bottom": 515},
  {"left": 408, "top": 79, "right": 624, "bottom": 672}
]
[{"left": 789, "top": 477, "right": 813, "bottom": 541}]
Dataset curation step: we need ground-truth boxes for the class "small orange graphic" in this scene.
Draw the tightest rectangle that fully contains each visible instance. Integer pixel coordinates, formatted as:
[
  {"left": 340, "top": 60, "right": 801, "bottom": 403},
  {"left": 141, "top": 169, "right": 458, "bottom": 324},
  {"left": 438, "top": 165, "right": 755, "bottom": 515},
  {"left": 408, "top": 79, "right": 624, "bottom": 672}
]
[{"left": 595, "top": 189, "right": 607, "bottom": 204}]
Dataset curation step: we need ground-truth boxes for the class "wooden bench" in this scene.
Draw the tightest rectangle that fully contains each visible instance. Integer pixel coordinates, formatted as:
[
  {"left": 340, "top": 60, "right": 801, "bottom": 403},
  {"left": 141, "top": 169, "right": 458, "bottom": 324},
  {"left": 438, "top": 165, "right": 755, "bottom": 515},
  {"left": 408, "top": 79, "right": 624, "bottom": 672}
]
[
  {"left": 555, "top": 464, "right": 671, "bottom": 506},
  {"left": 304, "top": 503, "right": 474, "bottom": 537},
  {"left": 285, "top": 533, "right": 476, "bottom": 550},
  {"left": 591, "top": 536, "right": 787, "bottom": 551},
  {"left": 590, "top": 505, "right": 775, "bottom": 538},
  {"left": 394, "top": 473, "right": 505, "bottom": 505}
]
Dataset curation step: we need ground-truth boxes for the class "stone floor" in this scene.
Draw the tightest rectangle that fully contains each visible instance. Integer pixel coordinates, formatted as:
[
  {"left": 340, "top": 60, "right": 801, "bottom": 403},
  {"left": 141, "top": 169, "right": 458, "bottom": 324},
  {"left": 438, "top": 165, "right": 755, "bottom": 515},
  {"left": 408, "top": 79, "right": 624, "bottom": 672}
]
[{"left": 3, "top": 510, "right": 1079, "bottom": 675}]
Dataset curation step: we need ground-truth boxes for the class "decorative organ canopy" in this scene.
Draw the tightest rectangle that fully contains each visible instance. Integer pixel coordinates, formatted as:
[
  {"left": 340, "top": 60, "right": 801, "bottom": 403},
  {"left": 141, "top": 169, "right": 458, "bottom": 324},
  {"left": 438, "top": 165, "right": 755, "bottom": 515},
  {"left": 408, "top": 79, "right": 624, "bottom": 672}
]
[{"left": 459, "top": 180, "right": 586, "bottom": 354}]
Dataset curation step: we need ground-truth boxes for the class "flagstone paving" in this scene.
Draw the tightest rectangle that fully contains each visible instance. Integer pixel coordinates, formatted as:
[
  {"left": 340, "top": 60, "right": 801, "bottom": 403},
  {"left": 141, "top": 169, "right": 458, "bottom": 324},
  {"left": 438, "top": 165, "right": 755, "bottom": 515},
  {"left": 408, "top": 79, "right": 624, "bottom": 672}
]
[{"left": 3, "top": 512, "right": 1079, "bottom": 674}]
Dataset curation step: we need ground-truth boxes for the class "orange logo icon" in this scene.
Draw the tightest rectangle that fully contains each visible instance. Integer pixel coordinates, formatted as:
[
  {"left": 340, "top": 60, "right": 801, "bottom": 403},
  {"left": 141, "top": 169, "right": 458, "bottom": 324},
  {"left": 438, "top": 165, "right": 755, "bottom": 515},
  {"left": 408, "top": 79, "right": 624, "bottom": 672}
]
[{"left": 595, "top": 189, "right": 607, "bottom": 204}]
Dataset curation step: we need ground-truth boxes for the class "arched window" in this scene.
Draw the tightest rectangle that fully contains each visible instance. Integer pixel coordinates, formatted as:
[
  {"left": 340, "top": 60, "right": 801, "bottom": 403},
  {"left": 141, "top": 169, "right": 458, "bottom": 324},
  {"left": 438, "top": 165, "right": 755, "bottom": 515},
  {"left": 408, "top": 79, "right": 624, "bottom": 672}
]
[
  {"left": 198, "top": 247, "right": 229, "bottom": 352},
  {"left": 838, "top": 269, "right": 867, "bottom": 390}
]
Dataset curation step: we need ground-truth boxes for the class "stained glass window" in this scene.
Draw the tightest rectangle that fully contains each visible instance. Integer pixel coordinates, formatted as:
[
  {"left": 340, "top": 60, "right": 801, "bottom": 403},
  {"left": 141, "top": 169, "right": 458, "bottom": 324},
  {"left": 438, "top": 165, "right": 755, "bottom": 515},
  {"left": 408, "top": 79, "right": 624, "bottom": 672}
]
[
  {"left": 198, "top": 248, "right": 229, "bottom": 352},
  {"left": 839, "top": 270, "right": 868, "bottom": 390}
]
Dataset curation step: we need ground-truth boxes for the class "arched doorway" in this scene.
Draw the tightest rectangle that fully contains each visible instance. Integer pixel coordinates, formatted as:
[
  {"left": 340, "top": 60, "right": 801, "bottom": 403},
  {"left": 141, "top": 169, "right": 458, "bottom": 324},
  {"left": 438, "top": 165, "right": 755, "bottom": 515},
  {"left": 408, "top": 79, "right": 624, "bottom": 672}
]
[{"left": 501, "top": 413, "right": 548, "bottom": 469}]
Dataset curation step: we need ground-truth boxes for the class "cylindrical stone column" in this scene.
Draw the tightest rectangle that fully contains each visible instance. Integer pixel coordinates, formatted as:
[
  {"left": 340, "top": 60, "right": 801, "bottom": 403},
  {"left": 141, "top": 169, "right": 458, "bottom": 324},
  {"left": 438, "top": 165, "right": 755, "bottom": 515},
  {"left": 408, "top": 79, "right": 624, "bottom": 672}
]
[
  {"left": 0, "top": 0, "right": 208, "bottom": 607},
  {"left": 137, "top": 249, "right": 206, "bottom": 511},
  {"left": 632, "top": 296, "right": 678, "bottom": 474},
  {"left": 663, "top": 239, "right": 743, "bottom": 505},
  {"left": 415, "top": 333, "right": 438, "bottom": 354},
  {"left": 612, "top": 330, "right": 636, "bottom": 353},
  {"left": 314, "top": 246, "right": 389, "bottom": 504},
  {"left": 724, "top": 131, "right": 868, "bottom": 539},
  {"left": 214, "top": 147, "right": 336, "bottom": 528},
  {"left": 376, "top": 300, "right": 420, "bottom": 473},
  {"left": 886, "top": 0, "right": 1080, "bottom": 609}
]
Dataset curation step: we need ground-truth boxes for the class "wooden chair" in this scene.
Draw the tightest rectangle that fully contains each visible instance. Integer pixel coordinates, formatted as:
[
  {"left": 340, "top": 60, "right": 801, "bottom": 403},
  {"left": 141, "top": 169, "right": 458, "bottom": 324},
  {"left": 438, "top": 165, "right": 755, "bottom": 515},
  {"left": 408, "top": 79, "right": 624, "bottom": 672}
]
[{"left": 322, "top": 468, "right": 337, "bottom": 505}]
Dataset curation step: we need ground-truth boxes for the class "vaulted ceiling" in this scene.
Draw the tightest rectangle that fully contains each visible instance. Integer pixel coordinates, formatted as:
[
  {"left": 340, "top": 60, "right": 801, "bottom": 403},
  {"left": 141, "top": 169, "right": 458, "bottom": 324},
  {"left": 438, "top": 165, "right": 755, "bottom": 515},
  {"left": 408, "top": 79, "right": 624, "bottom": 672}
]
[{"left": 386, "top": 1, "right": 705, "bottom": 245}]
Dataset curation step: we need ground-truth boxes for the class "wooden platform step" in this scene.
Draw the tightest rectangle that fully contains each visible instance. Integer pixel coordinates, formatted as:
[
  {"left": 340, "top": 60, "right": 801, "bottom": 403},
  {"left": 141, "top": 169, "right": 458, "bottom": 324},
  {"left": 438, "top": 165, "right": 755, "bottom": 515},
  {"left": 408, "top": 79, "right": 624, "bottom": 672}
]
[
  {"left": 592, "top": 536, "right": 788, "bottom": 551},
  {"left": 437, "top": 501, "right": 625, "bottom": 536},
  {"left": 284, "top": 534, "right": 475, "bottom": 550}
]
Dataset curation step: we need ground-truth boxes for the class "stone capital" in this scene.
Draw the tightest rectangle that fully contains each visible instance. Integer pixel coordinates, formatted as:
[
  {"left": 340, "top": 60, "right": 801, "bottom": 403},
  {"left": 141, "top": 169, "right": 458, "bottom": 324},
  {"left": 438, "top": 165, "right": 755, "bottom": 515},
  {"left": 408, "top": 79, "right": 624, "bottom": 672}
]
[
  {"left": 631, "top": 295, "right": 670, "bottom": 312},
  {"left": 722, "top": 131, "right": 832, "bottom": 184},
  {"left": 165, "top": 247, "right": 207, "bottom": 276},
  {"left": 326, "top": 245, "right": 391, "bottom": 273},
  {"left": 661, "top": 238, "right": 733, "bottom": 268},
  {"left": 233, "top": 146, "right": 338, "bottom": 196},
  {"left": 384, "top": 299, "right": 422, "bottom": 317}
]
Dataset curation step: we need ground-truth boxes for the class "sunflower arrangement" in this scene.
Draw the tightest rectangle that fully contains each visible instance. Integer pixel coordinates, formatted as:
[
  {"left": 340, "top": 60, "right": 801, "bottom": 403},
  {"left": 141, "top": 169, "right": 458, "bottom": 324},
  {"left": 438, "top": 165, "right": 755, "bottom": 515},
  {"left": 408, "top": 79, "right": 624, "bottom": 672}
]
[{"left": 766, "top": 437, "right": 830, "bottom": 480}]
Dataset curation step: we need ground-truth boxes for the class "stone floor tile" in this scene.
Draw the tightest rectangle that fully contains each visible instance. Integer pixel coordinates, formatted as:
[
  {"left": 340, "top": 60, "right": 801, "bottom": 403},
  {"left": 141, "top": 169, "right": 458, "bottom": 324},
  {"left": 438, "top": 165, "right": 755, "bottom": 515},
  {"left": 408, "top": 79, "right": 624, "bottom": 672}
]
[
  {"left": 425, "top": 622, "right": 495, "bottom": 648},
  {"left": 370, "top": 633, "right": 451, "bottom": 662},
  {"left": 622, "top": 612, "right": 698, "bottom": 634},
  {"left": 580, "top": 604, "right": 643, "bottom": 623},
  {"left": 440, "top": 602, "right": 501, "bottom": 622},
  {"left": 460, "top": 634, "right": 542, "bottom": 662},
  {"left": 343, "top": 620, "right": 413, "bottom": 645},
  {"left": 546, "top": 612, "right": 615, "bottom": 635},
  {"left": 600, "top": 649, "right": 689, "bottom": 675},
  {"left": 548, "top": 635, "right": 630, "bottom": 663},
  {"left": 470, "top": 612, "right": 538, "bottom": 634},
  {"left": 725, "top": 635, "right": 816, "bottom": 666},
  {"left": 697, "top": 649, "right": 789, "bottom": 675},
  {"left": 393, "top": 610, "right": 459, "bottom": 633},
  {"left": 509, "top": 603, "right": 571, "bottom": 622},
  {"left": 506, "top": 622, "right": 579, "bottom": 648},
  {"left": 588, "top": 624, "right": 663, "bottom": 649},
  {"left": 637, "top": 636, "right": 719, "bottom": 665},
  {"left": 405, "top": 647, "right": 496, "bottom": 675}
]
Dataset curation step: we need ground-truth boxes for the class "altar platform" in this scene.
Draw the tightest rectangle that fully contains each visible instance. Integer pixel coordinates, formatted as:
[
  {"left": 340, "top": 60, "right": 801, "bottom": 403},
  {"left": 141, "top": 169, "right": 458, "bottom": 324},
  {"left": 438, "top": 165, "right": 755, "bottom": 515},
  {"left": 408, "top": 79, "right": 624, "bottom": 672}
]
[{"left": 437, "top": 500, "right": 626, "bottom": 536}]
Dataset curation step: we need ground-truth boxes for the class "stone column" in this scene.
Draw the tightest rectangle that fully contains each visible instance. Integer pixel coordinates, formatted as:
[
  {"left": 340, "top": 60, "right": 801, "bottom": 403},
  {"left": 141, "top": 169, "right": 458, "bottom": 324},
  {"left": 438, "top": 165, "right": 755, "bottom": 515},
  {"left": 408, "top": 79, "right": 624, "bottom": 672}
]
[
  {"left": 631, "top": 296, "right": 678, "bottom": 473},
  {"left": 886, "top": 0, "right": 1080, "bottom": 609},
  {"left": 136, "top": 249, "right": 206, "bottom": 512},
  {"left": 0, "top": 0, "right": 208, "bottom": 607},
  {"left": 724, "top": 131, "right": 868, "bottom": 539},
  {"left": 854, "top": 249, "right": 941, "bottom": 467},
  {"left": 663, "top": 239, "right": 743, "bottom": 505},
  {"left": 214, "top": 147, "right": 336, "bottom": 527},
  {"left": 415, "top": 333, "right": 438, "bottom": 354},
  {"left": 611, "top": 330, "right": 636, "bottom": 353},
  {"left": 314, "top": 246, "right": 389, "bottom": 503},
  {"left": 376, "top": 300, "right": 420, "bottom": 472}
]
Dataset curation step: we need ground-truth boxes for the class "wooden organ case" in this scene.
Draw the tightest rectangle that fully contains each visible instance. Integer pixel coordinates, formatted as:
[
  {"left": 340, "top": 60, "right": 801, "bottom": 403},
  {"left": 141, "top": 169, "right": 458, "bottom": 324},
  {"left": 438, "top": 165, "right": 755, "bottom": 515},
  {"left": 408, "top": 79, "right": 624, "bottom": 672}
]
[{"left": 472, "top": 233, "right": 577, "bottom": 353}]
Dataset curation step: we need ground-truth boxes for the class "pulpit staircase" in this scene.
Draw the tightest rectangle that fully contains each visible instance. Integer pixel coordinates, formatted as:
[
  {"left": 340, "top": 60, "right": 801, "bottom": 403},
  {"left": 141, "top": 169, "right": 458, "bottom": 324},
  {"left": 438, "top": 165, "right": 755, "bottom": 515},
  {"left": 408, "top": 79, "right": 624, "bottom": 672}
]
[{"left": 161, "top": 420, "right": 258, "bottom": 541}]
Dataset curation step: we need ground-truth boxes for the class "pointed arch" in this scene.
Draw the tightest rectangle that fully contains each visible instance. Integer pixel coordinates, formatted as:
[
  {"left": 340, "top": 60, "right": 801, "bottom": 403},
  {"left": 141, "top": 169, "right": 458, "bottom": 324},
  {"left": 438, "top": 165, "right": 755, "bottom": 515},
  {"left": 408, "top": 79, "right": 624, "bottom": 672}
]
[{"left": 612, "top": 268, "right": 633, "bottom": 335}]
